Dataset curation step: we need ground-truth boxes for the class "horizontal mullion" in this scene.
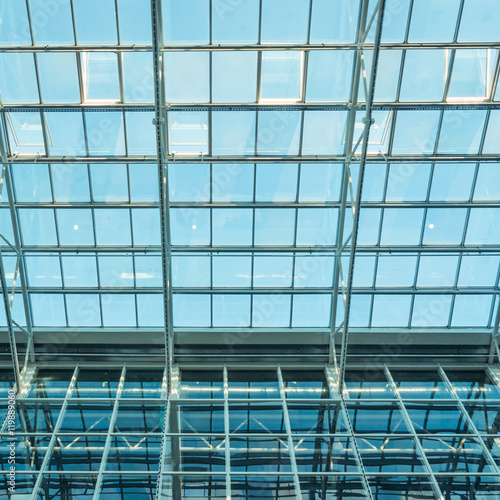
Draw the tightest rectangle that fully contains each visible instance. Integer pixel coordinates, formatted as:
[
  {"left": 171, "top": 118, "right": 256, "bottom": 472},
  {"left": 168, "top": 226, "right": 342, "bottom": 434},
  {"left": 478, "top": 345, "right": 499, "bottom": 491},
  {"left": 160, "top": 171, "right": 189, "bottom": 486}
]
[
  {"left": 6, "top": 286, "right": 500, "bottom": 295},
  {"left": 4, "top": 102, "right": 500, "bottom": 111},
  {"left": 5, "top": 155, "right": 500, "bottom": 164},
  {"left": 7, "top": 245, "right": 500, "bottom": 254},
  {"left": 1, "top": 42, "right": 499, "bottom": 52}
]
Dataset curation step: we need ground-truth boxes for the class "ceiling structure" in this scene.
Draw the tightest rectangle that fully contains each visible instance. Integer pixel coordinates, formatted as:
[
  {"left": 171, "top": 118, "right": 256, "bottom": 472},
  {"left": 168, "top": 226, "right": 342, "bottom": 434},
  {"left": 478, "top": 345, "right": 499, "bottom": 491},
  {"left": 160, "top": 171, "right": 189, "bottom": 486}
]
[{"left": 0, "top": 0, "right": 500, "bottom": 386}]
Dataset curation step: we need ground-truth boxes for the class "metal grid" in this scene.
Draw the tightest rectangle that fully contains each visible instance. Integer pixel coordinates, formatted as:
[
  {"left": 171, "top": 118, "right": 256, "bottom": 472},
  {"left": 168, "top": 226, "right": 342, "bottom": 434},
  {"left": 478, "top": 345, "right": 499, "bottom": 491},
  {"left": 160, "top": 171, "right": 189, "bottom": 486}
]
[
  {"left": 0, "top": 1, "right": 500, "bottom": 381},
  {"left": 1, "top": 364, "right": 500, "bottom": 498}
]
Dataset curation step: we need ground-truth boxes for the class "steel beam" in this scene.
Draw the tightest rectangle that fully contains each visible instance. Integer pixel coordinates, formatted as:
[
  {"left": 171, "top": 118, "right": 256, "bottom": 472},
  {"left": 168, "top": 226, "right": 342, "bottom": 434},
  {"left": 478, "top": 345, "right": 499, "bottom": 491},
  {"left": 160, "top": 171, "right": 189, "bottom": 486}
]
[
  {"left": 150, "top": 0, "right": 174, "bottom": 389},
  {"left": 1, "top": 41, "right": 500, "bottom": 52},
  {"left": 3, "top": 154, "right": 500, "bottom": 164},
  {"left": 3, "top": 102, "right": 500, "bottom": 111},
  {"left": 332, "top": 0, "right": 388, "bottom": 388}
]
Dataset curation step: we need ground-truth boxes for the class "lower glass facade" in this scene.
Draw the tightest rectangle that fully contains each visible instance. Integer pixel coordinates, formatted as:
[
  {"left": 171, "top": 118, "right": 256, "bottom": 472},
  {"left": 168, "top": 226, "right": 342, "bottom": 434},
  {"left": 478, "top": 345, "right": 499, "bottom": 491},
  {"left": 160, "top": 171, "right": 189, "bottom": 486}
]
[{"left": 1, "top": 365, "right": 500, "bottom": 499}]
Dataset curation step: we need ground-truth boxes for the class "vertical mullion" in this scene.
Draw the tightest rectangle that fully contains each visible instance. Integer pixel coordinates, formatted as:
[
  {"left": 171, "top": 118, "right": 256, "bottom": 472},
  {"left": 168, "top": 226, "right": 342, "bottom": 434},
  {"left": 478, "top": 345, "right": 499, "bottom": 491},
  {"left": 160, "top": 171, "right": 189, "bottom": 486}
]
[
  {"left": 92, "top": 365, "right": 126, "bottom": 499},
  {"left": 223, "top": 366, "right": 231, "bottom": 499},
  {"left": 30, "top": 365, "right": 80, "bottom": 500},
  {"left": 438, "top": 365, "right": 500, "bottom": 477},
  {"left": 325, "top": 365, "right": 373, "bottom": 499},
  {"left": 384, "top": 366, "right": 444, "bottom": 500},
  {"left": 277, "top": 366, "right": 303, "bottom": 500}
]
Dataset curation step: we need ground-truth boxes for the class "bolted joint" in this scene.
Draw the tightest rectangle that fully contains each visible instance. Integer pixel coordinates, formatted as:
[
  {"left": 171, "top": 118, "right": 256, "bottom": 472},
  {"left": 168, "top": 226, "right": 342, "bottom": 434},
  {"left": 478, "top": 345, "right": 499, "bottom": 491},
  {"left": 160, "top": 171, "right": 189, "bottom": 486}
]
[
  {"left": 362, "top": 116, "right": 375, "bottom": 126},
  {"left": 152, "top": 117, "right": 165, "bottom": 125}
]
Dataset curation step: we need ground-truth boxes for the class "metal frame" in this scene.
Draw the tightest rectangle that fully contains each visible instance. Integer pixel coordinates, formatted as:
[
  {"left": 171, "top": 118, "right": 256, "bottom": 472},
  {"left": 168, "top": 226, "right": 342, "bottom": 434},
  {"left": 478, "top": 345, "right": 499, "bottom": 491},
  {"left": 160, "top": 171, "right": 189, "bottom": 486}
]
[{"left": 3, "top": 363, "right": 500, "bottom": 499}]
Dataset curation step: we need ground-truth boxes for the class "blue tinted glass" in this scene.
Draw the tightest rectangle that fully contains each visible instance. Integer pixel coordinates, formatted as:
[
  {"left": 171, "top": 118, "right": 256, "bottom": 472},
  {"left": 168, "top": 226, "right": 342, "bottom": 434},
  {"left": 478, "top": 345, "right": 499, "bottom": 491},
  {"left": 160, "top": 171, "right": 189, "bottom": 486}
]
[
  {"left": 129, "top": 164, "right": 159, "bottom": 202},
  {"left": 385, "top": 164, "right": 431, "bottom": 202},
  {"left": 125, "top": 111, "right": 156, "bottom": 155},
  {"left": 163, "top": 0, "right": 209, "bottom": 44},
  {"left": 429, "top": 164, "right": 475, "bottom": 201},
  {"left": 170, "top": 209, "right": 210, "bottom": 246},
  {"left": 0, "top": 54, "right": 38, "bottom": 103},
  {"left": 392, "top": 111, "right": 440, "bottom": 154},
  {"left": 19, "top": 209, "right": 57, "bottom": 246},
  {"left": 0, "top": 0, "right": 31, "bottom": 45},
  {"left": 51, "top": 164, "right": 90, "bottom": 202},
  {"left": 62, "top": 256, "right": 98, "bottom": 287},
  {"left": 172, "top": 255, "right": 210, "bottom": 288},
  {"left": 381, "top": 209, "right": 424, "bottom": 246},
  {"left": 292, "top": 295, "right": 331, "bottom": 327},
  {"left": 212, "top": 111, "right": 256, "bottom": 155},
  {"left": 98, "top": 256, "right": 134, "bottom": 288},
  {"left": 253, "top": 294, "right": 291, "bottom": 327},
  {"left": 438, "top": 110, "right": 486, "bottom": 154},
  {"left": 212, "top": 164, "right": 254, "bottom": 202},
  {"left": 297, "top": 208, "right": 338, "bottom": 246},
  {"left": 122, "top": 52, "right": 154, "bottom": 103},
  {"left": 452, "top": 295, "right": 493, "bottom": 327},
  {"left": 169, "top": 164, "right": 210, "bottom": 202},
  {"left": 299, "top": 164, "right": 342, "bottom": 202},
  {"left": 26, "top": 256, "right": 62, "bottom": 288},
  {"left": 37, "top": 53, "right": 80, "bottom": 103},
  {"left": 465, "top": 208, "right": 500, "bottom": 246},
  {"left": 28, "top": 0, "right": 75, "bottom": 44},
  {"left": 474, "top": 164, "right": 500, "bottom": 201},
  {"left": 423, "top": 208, "right": 467, "bottom": 245},
  {"left": 135, "top": 256, "right": 163, "bottom": 288},
  {"left": 302, "top": 111, "right": 347, "bottom": 155},
  {"left": 212, "top": 209, "right": 253, "bottom": 246},
  {"left": 212, "top": 256, "right": 252, "bottom": 288},
  {"left": 90, "top": 164, "right": 128, "bottom": 202},
  {"left": 165, "top": 52, "right": 209, "bottom": 103},
  {"left": 257, "top": 111, "right": 301, "bottom": 154},
  {"left": 56, "top": 209, "right": 95, "bottom": 246},
  {"left": 12, "top": 164, "right": 52, "bottom": 202},
  {"left": 261, "top": 0, "right": 309, "bottom": 43},
  {"left": 213, "top": 295, "right": 251, "bottom": 327},
  {"left": 102, "top": 294, "right": 136, "bottom": 327},
  {"left": 253, "top": 256, "right": 293, "bottom": 288},
  {"left": 294, "top": 256, "right": 334, "bottom": 288},
  {"left": 132, "top": 209, "right": 161, "bottom": 246},
  {"left": 417, "top": 255, "right": 459, "bottom": 288},
  {"left": 371, "top": 295, "right": 412, "bottom": 327},
  {"left": 254, "top": 209, "right": 295, "bottom": 246},
  {"left": 94, "top": 209, "right": 132, "bottom": 246},
  {"left": 173, "top": 294, "right": 210, "bottom": 327},
  {"left": 458, "top": 0, "right": 500, "bottom": 42},
  {"left": 137, "top": 294, "right": 164, "bottom": 327},
  {"left": 376, "top": 256, "right": 417, "bottom": 287},
  {"left": 31, "top": 294, "right": 66, "bottom": 327},
  {"left": 73, "top": 0, "right": 117, "bottom": 44},
  {"left": 408, "top": 0, "right": 461, "bottom": 42},
  {"left": 412, "top": 295, "right": 453, "bottom": 327},
  {"left": 212, "top": 52, "right": 258, "bottom": 102},
  {"left": 458, "top": 256, "right": 500, "bottom": 287},
  {"left": 256, "top": 164, "right": 298, "bottom": 202},
  {"left": 66, "top": 294, "right": 101, "bottom": 326},
  {"left": 310, "top": 0, "right": 359, "bottom": 43},
  {"left": 212, "top": 0, "right": 259, "bottom": 43},
  {"left": 117, "top": 0, "right": 152, "bottom": 43}
]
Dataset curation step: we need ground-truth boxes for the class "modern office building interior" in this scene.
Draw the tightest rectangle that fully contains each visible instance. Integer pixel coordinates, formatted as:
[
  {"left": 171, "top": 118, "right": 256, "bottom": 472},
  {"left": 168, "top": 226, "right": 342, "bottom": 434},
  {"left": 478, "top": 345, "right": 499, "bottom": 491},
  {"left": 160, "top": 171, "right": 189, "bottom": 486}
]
[{"left": 1, "top": 0, "right": 500, "bottom": 498}]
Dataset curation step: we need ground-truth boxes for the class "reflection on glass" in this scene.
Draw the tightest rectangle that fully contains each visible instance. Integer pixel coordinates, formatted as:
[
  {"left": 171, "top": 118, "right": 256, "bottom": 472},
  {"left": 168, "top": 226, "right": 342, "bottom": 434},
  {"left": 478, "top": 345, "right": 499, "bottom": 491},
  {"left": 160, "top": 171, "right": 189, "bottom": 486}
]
[
  {"left": 41, "top": 474, "right": 97, "bottom": 499},
  {"left": 282, "top": 371, "right": 329, "bottom": 399},
  {"left": 345, "top": 371, "right": 394, "bottom": 400},
  {"left": 166, "top": 436, "right": 225, "bottom": 473},
  {"left": 230, "top": 437, "right": 292, "bottom": 473},
  {"left": 358, "top": 436, "right": 426, "bottom": 473},
  {"left": 421, "top": 436, "right": 495, "bottom": 473},
  {"left": 228, "top": 371, "right": 280, "bottom": 399},
  {"left": 288, "top": 403, "right": 346, "bottom": 434},
  {"left": 229, "top": 404, "right": 285, "bottom": 434},
  {"left": 106, "top": 436, "right": 162, "bottom": 471},
  {"left": 294, "top": 437, "right": 358, "bottom": 473},
  {"left": 49, "top": 435, "right": 106, "bottom": 471},
  {"left": 391, "top": 370, "right": 452, "bottom": 400}
]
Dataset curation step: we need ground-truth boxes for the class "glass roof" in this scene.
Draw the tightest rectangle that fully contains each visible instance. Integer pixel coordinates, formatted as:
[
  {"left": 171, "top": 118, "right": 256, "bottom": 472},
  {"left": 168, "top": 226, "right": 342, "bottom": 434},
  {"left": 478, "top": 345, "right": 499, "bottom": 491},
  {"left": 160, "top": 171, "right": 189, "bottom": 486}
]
[{"left": 0, "top": 0, "right": 499, "bottom": 348}]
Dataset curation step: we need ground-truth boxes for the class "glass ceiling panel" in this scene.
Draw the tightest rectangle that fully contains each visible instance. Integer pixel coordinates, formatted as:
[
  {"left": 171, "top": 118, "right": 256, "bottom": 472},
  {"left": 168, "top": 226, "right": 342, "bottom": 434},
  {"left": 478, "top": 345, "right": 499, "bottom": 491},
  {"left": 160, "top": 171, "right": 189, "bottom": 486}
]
[
  {"left": 0, "top": 54, "right": 39, "bottom": 104},
  {"left": 407, "top": 0, "right": 461, "bottom": 42},
  {"left": 73, "top": 0, "right": 118, "bottom": 45},
  {"left": 2, "top": 0, "right": 499, "bottom": 344}
]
